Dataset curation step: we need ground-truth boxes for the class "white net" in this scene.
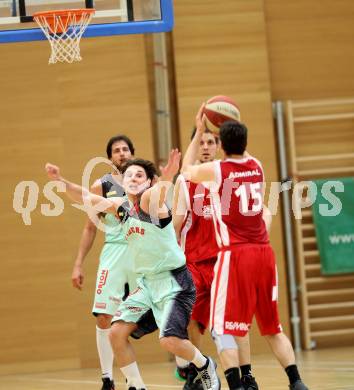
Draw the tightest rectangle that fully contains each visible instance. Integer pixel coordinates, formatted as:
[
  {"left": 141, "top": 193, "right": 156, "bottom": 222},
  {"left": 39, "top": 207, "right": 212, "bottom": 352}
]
[{"left": 33, "top": 10, "right": 95, "bottom": 64}]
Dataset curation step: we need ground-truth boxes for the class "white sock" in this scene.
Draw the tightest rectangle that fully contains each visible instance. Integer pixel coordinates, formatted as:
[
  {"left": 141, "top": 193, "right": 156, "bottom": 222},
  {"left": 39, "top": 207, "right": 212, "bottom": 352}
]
[
  {"left": 120, "top": 361, "right": 145, "bottom": 388},
  {"left": 96, "top": 326, "right": 114, "bottom": 379},
  {"left": 176, "top": 356, "right": 189, "bottom": 368},
  {"left": 191, "top": 348, "right": 207, "bottom": 369}
]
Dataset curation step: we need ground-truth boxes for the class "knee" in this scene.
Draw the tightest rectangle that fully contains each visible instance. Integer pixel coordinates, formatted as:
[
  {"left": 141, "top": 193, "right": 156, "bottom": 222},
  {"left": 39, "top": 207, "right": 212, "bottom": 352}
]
[
  {"left": 160, "top": 336, "right": 178, "bottom": 353},
  {"left": 265, "top": 332, "right": 292, "bottom": 348},
  {"left": 109, "top": 322, "right": 127, "bottom": 345},
  {"left": 109, "top": 323, "right": 119, "bottom": 344},
  {"left": 188, "top": 319, "right": 201, "bottom": 332},
  {"left": 211, "top": 330, "right": 237, "bottom": 354},
  {"left": 96, "top": 314, "right": 112, "bottom": 329},
  {"left": 110, "top": 321, "right": 138, "bottom": 344},
  {"left": 265, "top": 332, "right": 282, "bottom": 341}
]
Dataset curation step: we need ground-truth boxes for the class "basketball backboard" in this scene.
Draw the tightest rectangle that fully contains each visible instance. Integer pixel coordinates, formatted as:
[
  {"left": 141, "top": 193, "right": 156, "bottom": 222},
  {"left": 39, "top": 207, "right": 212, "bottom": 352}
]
[{"left": 0, "top": 0, "right": 173, "bottom": 42}]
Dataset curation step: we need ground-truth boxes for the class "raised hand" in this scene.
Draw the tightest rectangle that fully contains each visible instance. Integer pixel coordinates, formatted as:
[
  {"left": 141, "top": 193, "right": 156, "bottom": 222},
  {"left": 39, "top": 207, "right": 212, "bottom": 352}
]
[
  {"left": 160, "top": 149, "right": 181, "bottom": 182},
  {"left": 45, "top": 163, "right": 62, "bottom": 181},
  {"left": 195, "top": 102, "right": 207, "bottom": 135}
]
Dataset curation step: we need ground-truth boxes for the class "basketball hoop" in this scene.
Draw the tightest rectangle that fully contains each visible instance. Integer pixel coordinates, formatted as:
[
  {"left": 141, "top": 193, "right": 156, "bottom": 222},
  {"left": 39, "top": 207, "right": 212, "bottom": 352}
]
[{"left": 33, "top": 9, "right": 95, "bottom": 64}]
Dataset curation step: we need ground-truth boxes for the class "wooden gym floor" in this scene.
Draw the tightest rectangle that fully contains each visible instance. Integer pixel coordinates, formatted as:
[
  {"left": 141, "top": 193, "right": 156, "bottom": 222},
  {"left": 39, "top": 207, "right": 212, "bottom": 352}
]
[{"left": 1, "top": 347, "right": 353, "bottom": 390}]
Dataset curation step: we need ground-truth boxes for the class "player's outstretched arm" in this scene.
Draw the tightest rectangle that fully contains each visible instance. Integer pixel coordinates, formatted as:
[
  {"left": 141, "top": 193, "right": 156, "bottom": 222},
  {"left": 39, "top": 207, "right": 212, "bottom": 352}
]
[
  {"left": 159, "top": 148, "right": 181, "bottom": 183},
  {"left": 45, "top": 163, "right": 123, "bottom": 214},
  {"left": 181, "top": 103, "right": 216, "bottom": 184},
  {"left": 172, "top": 175, "right": 188, "bottom": 239},
  {"left": 181, "top": 103, "right": 206, "bottom": 173}
]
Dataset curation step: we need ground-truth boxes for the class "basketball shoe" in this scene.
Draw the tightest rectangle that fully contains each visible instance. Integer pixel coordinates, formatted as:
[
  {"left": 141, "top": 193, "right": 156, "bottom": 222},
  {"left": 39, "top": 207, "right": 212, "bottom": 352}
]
[
  {"left": 289, "top": 380, "right": 309, "bottom": 390},
  {"left": 183, "top": 363, "right": 203, "bottom": 390},
  {"left": 127, "top": 387, "right": 146, "bottom": 390},
  {"left": 195, "top": 357, "right": 221, "bottom": 390},
  {"left": 175, "top": 365, "right": 189, "bottom": 381},
  {"left": 241, "top": 374, "right": 259, "bottom": 389},
  {"left": 101, "top": 377, "right": 115, "bottom": 390}
]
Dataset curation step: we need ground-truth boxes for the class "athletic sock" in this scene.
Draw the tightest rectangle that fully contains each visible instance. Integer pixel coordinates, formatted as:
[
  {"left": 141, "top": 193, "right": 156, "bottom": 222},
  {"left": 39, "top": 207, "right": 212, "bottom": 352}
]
[
  {"left": 240, "top": 364, "right": 252, "bottom": 377},
  {"left": 285, "top": 364, "right": 301, "bottom": 385},
  {"left": 176, "top": 356, "right": 189, "bottom": 368},
  {"left": 96, "top": 326, "right": 114, "bottom": 379},
  {"left": 225, "top": 367, "right": 242, "bottom": 389},
  {"left": 191, "top": 349, "right": 207, "bottom": 369},
  {"left": 120, "top": 361, "right": 146, "bottom": 388}
]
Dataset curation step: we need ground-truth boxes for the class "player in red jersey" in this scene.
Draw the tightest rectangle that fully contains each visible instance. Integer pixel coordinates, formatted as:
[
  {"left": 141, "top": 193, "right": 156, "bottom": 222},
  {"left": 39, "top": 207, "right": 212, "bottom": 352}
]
[
  {"left": 180, "top": 104, "right": 309, "bottom": 390},
  {"left": 173, "top": 129, "right": 259, "bottom": 390}
]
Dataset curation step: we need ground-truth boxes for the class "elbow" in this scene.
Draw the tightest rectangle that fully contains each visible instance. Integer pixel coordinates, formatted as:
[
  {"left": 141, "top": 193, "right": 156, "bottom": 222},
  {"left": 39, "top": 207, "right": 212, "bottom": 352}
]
[
  {"left": 85, "top": 219, "right": 98, "bottom": 234},
  {"left": 180, "top": 165, "right": 190, "bottom": 178},
  {"left": 87, "top": 223, "right": 97, "bottom": 234}
]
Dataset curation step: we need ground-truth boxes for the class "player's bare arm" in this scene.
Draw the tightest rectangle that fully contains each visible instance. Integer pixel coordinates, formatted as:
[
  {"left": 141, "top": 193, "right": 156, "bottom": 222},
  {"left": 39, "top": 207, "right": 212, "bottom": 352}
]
[
  {"left": 182, "top": 161, "right": 217, "bottom": 184},
  {"left": 181, "top": 104, "right": 217, "bottom": 184},
  {"left": 140, "top": 149, "right": 181, "bottom": 218},
  {"left": 181, "top": 103, "right": 206, "bottom": 173},
  {"left": 172, "top": 175, "right": 188, "bottom": 239},
  {"left": 71, "top": 180, "right": 102, "bottom": 290},
  {"left": 45, "top": 163, "right": 124, "bottom": 215}
]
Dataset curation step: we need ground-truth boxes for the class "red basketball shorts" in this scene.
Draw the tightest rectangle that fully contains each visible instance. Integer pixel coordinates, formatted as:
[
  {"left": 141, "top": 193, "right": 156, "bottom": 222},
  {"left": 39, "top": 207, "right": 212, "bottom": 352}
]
[
  {"left": 187, "top": 257, "right": 217, "bottom": 333},
  {"left": 210, "top": 244, "right": 282, "bottom": 336}
]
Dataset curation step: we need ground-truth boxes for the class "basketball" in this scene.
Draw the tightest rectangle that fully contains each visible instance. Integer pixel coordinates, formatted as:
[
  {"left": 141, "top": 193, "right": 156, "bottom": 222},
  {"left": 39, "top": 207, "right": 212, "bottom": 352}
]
[{"left": 203, "top": 95, "right": 241, "bottom": 133}]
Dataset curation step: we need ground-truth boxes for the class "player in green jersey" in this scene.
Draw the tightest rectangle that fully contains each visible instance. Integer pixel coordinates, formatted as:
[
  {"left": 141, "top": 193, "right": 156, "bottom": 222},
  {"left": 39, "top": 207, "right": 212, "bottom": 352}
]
[
  {"left": 46, "top": 150, "right": 221, "bottom": 390},
  {"left": 71, "top": 135, "right": 152, "bottom": 390}
]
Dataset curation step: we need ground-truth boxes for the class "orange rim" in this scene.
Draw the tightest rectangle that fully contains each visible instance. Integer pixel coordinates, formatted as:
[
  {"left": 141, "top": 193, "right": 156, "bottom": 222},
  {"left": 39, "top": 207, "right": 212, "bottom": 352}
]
[
  {"left": 33, "top": 8, "right": 95, "bottom": 34},
  {"left": 33, "top": 8, "right": 95, "bottom": 18}
]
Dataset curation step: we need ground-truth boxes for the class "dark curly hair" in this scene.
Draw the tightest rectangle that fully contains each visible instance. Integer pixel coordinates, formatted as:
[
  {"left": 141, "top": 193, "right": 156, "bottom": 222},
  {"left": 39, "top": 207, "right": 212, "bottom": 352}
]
[
  {"left": 121, "top": 158, "right": 157, "bottom": 181},
  {"left": 106, "top": 135, "right": 135, "bottom": 158}
]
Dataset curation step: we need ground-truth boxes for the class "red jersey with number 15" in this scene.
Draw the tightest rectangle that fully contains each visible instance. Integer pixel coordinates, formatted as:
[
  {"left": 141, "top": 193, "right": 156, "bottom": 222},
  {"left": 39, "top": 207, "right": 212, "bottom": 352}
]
[
  {"left": 210, "top": 157, "right": 269, "bottom": 247},
  {"left": 179, "top": 177, "right": 219, "bottom": 263}
]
